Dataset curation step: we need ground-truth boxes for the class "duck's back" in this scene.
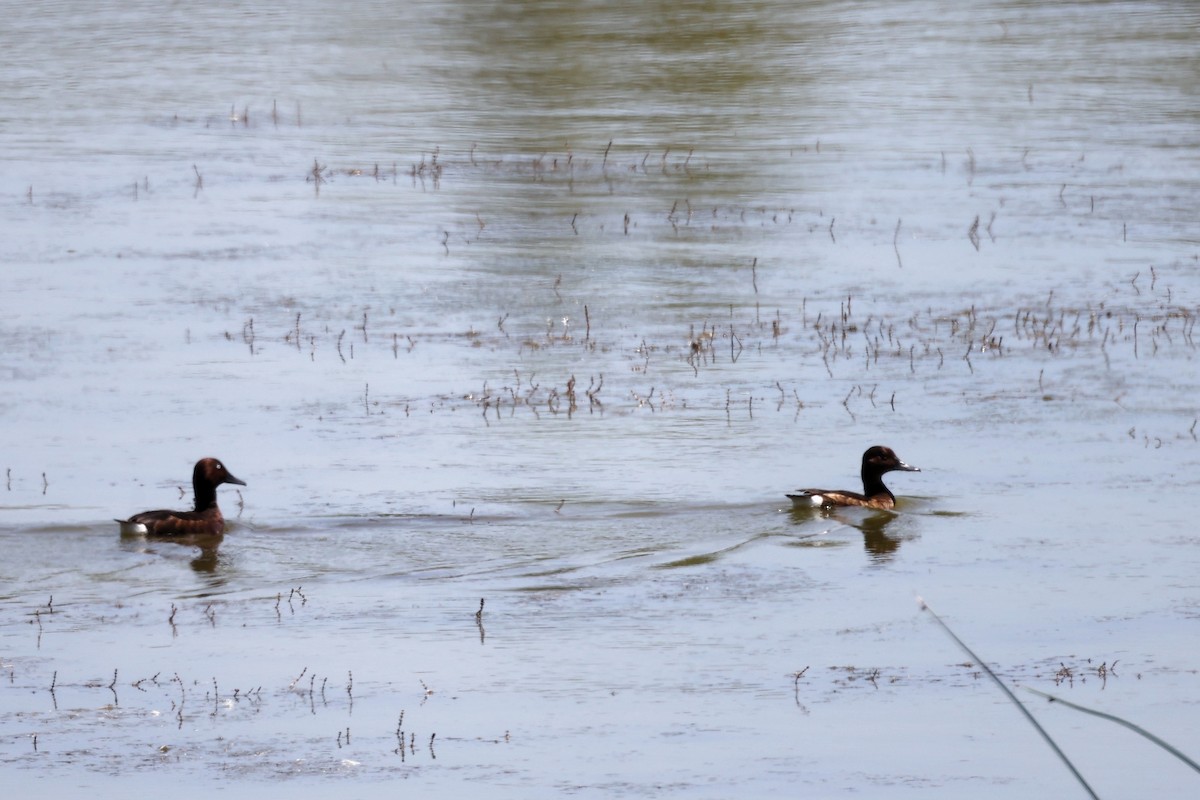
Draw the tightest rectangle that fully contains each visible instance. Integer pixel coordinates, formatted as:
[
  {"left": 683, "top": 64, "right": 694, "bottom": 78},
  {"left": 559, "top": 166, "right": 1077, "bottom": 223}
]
[
  {"left": 788, "top": 489, "right": 895, "bottom": 510},
  {"left": 117, "top": 506, "right": 225, "bottom": 536}
]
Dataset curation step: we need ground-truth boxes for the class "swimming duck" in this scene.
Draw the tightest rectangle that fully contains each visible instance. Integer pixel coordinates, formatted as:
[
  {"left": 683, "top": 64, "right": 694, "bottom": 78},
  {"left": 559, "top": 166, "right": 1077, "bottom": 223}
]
[
  {"left": 788, "top": 446, "right": 919, "bottom": 510},
  {"left": 116, "top": 457, "right": 246, "bottom": 536}
]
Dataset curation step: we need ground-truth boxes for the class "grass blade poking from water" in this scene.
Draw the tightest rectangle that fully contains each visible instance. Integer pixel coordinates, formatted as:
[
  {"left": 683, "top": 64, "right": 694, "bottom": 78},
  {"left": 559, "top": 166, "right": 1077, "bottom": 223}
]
[
  {"left": 1024, "top": 687, "right": 1200, "bottom": 775},
  {"left": 916, "top": 596, "right": 1099, "bottom": 799}
]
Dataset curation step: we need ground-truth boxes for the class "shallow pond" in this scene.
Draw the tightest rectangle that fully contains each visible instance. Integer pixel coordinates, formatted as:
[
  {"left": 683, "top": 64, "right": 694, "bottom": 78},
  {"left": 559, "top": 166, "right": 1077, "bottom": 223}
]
[{"left": 2, "top": 1, "right": 1200, "bottom": 797}]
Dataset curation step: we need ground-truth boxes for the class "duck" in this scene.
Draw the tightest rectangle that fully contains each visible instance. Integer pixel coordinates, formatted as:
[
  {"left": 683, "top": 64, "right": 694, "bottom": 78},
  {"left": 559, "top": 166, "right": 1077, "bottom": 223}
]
[
  {"left": 788, "top": 446, "right": 919, "bottom": 510},
  {"left": 116, "top": 457, "right": 246, "bottom": 536}
]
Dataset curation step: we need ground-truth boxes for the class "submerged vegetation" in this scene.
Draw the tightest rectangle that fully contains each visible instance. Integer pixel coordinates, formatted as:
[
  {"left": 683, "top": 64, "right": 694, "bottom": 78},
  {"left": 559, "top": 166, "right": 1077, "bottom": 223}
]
[{"left": 219, "top": 264, "right": 1198, "bottom": 438}]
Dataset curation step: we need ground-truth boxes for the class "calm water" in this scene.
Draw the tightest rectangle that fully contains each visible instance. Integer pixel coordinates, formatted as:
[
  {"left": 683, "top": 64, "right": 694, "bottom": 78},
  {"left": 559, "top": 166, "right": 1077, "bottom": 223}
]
[{"left": 3, "top": 1, "right": 1200, "bottom": 797}]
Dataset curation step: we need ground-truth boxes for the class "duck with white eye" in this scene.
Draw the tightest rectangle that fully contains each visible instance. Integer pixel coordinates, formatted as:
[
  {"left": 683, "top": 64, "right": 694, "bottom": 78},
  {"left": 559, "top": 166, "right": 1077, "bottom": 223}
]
[
  {"left": 788, "top": 446, "right": 920, "bottom": 511},
  {"left": 116, "top": 458, "right": 246, "bottom": 536}
]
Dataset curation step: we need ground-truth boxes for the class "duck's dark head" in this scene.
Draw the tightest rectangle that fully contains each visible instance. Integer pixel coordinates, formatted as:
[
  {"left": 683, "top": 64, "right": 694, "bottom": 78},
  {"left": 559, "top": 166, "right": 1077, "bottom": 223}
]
[
  {"left": 194, "top": 457, "right": 246, "bottom": 488},
  {"left": 862, "top": 446, "right": 919, "bottom": 476}
]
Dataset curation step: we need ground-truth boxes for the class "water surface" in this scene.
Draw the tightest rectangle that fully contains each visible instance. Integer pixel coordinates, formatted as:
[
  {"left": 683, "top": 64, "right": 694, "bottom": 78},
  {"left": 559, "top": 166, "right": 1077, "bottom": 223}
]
[{"left": 3, "top": 1, "right": 1200, "bottom": 797}]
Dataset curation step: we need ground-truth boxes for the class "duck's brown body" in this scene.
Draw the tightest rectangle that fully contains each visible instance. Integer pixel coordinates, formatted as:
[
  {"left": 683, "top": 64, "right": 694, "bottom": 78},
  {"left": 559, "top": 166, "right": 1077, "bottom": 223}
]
[
  {"left": 117, "top": 458, "right": 245, "bottom": 536},
  {"left": 788, "top": 446, "right": 919, "bottom": 510}
]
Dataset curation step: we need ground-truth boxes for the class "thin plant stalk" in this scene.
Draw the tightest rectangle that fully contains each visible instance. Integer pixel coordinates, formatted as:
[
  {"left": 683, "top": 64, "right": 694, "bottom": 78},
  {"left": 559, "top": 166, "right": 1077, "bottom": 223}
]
[
  {"left": 1025, "top": 687, "right": 1200, "bottom": 775},
  {"left": 917, "top": 597, "right": 1099, "bottom": 800}
]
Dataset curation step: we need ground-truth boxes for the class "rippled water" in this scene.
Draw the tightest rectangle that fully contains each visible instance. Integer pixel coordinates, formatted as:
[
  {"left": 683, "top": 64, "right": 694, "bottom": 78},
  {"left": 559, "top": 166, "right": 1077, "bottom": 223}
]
[{"left": 3, "top": 1, "right": 1200, "bottom": 797}]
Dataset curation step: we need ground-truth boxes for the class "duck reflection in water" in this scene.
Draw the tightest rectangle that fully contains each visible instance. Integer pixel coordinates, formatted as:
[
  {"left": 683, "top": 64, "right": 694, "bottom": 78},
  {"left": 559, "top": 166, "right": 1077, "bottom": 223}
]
[
  {"left": 183, "top": 532, "right": 225, "bottom": 574},
  {"left": 856, "top": 509, "right": 904, "bottom": 562},
  {"left": 119, "top": 530, "right": 229, "bottom": 577},
  {"left": 790, "top": 504, "right": 910, "bottom": 562}
]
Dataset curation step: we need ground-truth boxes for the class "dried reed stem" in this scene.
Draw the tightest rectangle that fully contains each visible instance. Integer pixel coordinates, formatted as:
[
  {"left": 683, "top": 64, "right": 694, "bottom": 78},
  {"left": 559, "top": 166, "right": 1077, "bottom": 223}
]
[{"left": 918, "top": 597, "right": 1098, "bottom": 799}]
